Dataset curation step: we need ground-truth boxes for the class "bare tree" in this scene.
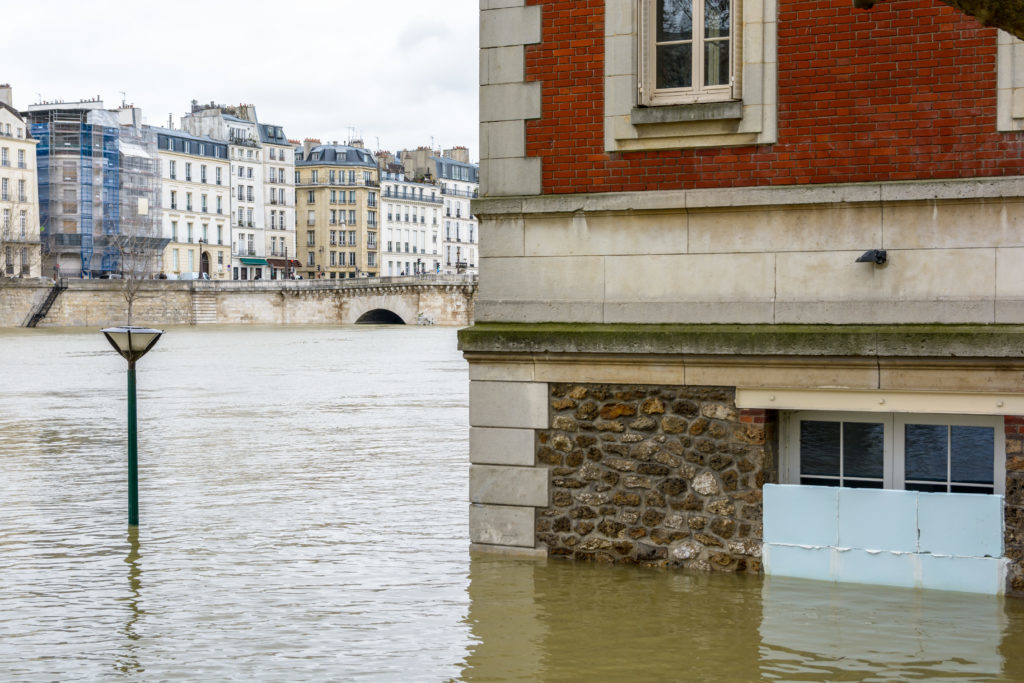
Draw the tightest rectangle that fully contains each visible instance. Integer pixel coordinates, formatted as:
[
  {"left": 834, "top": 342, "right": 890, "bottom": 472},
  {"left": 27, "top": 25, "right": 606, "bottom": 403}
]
[
  {"left": 0, "top": 219, "right": 41, "bottom": 283},
  {"left": 111, "top": 233, "right": 158, "bottom": 325},
  {"left": 856, "top": 0, "right": 1024, "bottom": 39}
]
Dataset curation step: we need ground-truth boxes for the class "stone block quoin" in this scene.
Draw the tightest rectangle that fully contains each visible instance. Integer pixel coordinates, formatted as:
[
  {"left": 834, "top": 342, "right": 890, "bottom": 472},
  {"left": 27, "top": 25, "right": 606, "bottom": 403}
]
[{"left": 523, "top": 0, "right": 1024, "bottom": 194}]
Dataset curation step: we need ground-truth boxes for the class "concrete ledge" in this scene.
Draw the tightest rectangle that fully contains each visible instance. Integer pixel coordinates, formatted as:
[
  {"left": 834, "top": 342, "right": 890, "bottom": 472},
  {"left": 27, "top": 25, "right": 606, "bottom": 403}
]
[
  {"left": 631, "top": 101, "right": 744, "bottom": 125},
  {"left": 469, "top": 380, "right": 549, "bottom": 428},
  {"left": 472, "top": 176, "right": 1024, "bottom": 217},
  {"left": 470, "top": 427, "right": 536, "bottom": 466},
  {"left": 469, "top": 504, "right": 538, "bottom": 547},
  {"left": 458, "top": 323, "right": 1024, "bottom": 359},
  {"left": 470, "top": 464, "right": 549, "bottom": 506}
]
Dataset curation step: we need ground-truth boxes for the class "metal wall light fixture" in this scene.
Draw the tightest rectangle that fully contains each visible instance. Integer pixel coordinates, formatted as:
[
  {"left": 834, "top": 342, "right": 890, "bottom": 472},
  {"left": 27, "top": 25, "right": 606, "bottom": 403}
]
[
  {"left": 856, "top": 249, "right": 887, "bottom": 265},
  {"left": 101, "top": 326, "right": 164, "bottom": 527}
]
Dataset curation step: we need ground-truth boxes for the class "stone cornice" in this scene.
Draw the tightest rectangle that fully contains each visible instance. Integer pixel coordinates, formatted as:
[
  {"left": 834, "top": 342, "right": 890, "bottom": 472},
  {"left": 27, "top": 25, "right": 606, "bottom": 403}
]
[
  {"left": 458, "top": 322, "right": 1024, "bottom": 359},
  {"left": 472, "top": 176, "right": 1024, "bottom": 217}
]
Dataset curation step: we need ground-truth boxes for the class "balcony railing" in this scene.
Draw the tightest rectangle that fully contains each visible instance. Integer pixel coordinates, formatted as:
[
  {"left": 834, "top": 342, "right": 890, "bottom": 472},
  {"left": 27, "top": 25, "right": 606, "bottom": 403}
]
[
  {"left": 295, "top": 178, "right": 379, "bottom": 188},
  {"left": 441, "top": 187, "right": 479, "bottom": 198}
]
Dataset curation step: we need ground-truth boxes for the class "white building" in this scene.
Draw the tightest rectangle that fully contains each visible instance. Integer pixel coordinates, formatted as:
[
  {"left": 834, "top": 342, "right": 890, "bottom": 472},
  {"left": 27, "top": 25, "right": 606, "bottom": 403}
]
[
  {"left": 257, "top": 122, "right": 297, "bottom": 279},
  {"left": 152, "top": 127, "right": 231, "bottom": 279},
  {"left": 181, "top": 103, "right": 267, "bottom": 280},
  {"left": 435, "top": 153, "right": 479, "bottom": 276},
  {"left": 393, "top": 146, "right": 479, "bottom": 276},
  {"left": 380, "top": 171, "right": 442, "bottom": 275},
  {"left": 0, "top": 85, "right": 41, "bottom": 278}
]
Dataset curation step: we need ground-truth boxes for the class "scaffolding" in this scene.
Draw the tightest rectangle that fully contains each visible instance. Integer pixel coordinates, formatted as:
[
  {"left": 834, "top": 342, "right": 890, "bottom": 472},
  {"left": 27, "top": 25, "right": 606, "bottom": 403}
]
[{"left": 25, "top": 102, "right": 163, "bottom": 277}]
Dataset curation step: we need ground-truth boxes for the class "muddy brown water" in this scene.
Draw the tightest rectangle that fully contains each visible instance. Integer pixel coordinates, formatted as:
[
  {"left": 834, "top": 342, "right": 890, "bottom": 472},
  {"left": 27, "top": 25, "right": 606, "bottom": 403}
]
[{"left": 1, "top": 326, "right": 1021, "bottom": 681}]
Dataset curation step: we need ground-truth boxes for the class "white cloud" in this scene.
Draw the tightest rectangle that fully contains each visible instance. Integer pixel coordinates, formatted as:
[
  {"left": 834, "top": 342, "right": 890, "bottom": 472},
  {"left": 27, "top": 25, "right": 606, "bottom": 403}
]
[{"left": 2, "top": 0, "right": 479, "bottom": 159}]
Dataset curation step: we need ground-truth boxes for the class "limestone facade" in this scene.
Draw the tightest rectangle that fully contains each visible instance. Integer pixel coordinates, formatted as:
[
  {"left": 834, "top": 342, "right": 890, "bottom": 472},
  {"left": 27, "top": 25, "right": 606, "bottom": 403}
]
[
  {"left": 0, "top": 87, "right": 41, "bottom": 279},
  {"left": 0, "top": 278, "right": 476, "bottom": 328},
  {"left": 294, "top": 142, "right": 380, "bottom": 280},
  {"left": 153, "top": 128, "right": 231, "bottom": 279}
]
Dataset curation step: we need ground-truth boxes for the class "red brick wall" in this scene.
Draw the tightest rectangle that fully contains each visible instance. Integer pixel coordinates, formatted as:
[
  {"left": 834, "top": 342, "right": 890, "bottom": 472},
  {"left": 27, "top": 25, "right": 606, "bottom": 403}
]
[{"left": 524, "top": 0, "right": 1024, "bottom": 194}]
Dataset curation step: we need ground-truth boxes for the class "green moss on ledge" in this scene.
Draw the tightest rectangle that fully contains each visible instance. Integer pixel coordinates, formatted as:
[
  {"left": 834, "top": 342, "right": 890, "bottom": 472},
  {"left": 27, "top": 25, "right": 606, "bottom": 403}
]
[{"left": 457, "top": 323, "right": 1024, "bottom": 358}]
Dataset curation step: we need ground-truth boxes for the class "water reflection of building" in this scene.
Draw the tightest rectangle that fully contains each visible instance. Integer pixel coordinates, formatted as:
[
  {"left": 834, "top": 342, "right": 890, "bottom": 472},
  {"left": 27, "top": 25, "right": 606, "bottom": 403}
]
[
  {"left": 460, "top": 555, "right": 763, "bottom": 680},
  {"left": 463, "top": 556, "right": 1024, "bottom": 680},
  {"left": 760, "top": 577, "right": 1021, "bottom": 680},
  {"left": 466, "top": 1, "right": 1024, "bottom": 597}
]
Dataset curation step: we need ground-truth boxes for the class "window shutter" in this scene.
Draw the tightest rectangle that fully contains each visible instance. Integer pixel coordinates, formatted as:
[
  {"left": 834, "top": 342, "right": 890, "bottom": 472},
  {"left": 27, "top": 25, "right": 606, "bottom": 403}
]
[
  {"left": 731, "top": 0, "right": 743, "bottom": 100},
  {"left": 638, "top": 0, "right": 650, "bottom": 105}
]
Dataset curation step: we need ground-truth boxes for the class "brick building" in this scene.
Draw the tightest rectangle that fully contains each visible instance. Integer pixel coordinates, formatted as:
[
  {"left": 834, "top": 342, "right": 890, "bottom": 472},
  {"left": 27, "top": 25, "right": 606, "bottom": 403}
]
[{"left": 464, "top": 0, "right": 1024, "bottom": 596}]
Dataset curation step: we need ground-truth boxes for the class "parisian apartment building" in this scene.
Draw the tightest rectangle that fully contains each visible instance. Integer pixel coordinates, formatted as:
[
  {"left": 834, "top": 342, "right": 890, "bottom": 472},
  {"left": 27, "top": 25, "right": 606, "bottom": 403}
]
[
  {"left": 379, "top": 146, "right": 479, "bottom": 276},
  {"left": 22, "top": 98, "right": 164, "bottom": 279},
  {"left": 294, "top": 140, "right": 380, "bottom": 280},
  {"left": 394, "top": 147, "right": 478, "bottom": 276},
  {"left": 152, "top": 127, "right": 231, "bottom": 279},
  {"left": 0, "top": 85, "right": 41, "bottom": 279},
  {"left": 257, "top": 122, "right": 297, "bottom": 277},
  {"left": 378, "top": 168, "right": 442, "bottom": 276},
  {"left": 181, "top": 103, "right": 296, "bottom": 280}
]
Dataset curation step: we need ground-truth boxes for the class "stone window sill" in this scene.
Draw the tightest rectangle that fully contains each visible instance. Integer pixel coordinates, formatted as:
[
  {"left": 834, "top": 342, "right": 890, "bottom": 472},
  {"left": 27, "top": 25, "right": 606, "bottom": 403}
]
[{"left": 630, "top": 101, "right": 744, "bottom": 126}]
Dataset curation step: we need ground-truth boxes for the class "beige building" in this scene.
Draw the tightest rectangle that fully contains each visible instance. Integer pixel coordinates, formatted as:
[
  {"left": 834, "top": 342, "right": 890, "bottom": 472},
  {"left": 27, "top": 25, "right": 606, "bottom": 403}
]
[
  {"left": 0, "top": 85, "right": 41, "bottom": 279},
  {"left": 294, "top": 141, "right": 379, "bottom": 280},
  {"left": 153, "top": 127, "right": 231, "bottom": 279}
]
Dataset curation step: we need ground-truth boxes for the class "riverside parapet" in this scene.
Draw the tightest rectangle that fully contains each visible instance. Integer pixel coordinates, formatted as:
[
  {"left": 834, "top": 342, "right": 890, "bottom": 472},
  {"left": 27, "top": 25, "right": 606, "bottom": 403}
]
[{"left": 0, "top": 275, "right": 477, "bottom": 328}]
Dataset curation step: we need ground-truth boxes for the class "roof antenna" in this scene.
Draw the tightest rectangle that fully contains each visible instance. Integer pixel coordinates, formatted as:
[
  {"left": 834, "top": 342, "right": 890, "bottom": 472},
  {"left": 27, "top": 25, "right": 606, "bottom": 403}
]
[{"left": 120, "top": 91, "right": 127, "bottom": 108}]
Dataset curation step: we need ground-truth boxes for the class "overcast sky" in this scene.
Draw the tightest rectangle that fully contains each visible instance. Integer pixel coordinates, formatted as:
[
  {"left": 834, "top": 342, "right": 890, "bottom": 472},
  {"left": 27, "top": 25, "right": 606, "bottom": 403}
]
[{"left": 3, "top": 0, "right": 479, "bottom": 159}]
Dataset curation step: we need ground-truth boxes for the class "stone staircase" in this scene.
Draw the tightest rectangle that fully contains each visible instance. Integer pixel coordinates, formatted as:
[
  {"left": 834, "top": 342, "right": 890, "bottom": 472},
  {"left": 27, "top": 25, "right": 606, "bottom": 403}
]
[{"left": 191, "top": 290, "right": 218, "bottom": 325}]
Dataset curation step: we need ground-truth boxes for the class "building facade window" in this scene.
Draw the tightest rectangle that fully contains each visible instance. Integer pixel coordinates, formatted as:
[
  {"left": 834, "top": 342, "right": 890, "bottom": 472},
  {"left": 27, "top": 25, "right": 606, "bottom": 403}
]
[{"left": 782, "top": 412, "right": 1005, "bottom": 495}]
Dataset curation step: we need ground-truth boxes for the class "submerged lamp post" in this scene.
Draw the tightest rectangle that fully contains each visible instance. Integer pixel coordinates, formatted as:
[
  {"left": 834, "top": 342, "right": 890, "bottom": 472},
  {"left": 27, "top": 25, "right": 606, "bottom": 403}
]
[{"left": 101, "top": 326, "right": 163, "bottom": 526}]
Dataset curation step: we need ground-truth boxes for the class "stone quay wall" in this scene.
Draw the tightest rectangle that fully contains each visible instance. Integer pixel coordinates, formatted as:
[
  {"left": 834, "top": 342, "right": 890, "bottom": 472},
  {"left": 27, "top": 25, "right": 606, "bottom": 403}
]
[
  {"left": 535, "top": 383, "right": 777, "bottom": 572},
  {"left": 0, "top": 277, "right": 477, "bottom": 328}
]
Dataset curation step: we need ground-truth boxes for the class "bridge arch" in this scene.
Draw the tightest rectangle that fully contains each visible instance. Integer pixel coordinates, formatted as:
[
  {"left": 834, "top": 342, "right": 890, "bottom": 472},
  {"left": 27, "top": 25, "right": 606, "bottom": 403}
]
[
  {"left": 344, "top": 293, "right": 418, "bottom": 325},
  {"left": 355, "top": 308, "right": 406, "bottom": 324}
]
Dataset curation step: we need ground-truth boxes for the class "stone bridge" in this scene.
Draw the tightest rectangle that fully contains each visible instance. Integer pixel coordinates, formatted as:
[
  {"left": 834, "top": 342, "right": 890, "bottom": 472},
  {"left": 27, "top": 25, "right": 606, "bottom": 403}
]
[{"left": 1, "top": 275, "right": 478, "bottom": 327}]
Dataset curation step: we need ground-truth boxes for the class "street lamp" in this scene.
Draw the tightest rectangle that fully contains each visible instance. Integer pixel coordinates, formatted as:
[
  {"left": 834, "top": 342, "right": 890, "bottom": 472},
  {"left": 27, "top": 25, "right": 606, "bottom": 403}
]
[{"left": 101, "top": 326, "right": 163, "bottom": 527}]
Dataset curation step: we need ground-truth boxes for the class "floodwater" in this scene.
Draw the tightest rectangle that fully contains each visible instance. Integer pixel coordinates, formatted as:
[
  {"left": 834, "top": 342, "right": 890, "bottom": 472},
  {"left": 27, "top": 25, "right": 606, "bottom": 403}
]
[{"left": 0, "top": 325, "right": 1022, "bottom": 681}]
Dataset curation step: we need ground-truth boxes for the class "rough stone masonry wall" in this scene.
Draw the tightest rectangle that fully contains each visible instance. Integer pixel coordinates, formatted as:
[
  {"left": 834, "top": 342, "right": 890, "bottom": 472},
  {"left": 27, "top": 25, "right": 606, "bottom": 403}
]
[
  {"left": 1004, "top": 417, "right": 1024, "bottom": 596},
  {"left": 535, "top": 383, "right": 777, "bottom": 572}
]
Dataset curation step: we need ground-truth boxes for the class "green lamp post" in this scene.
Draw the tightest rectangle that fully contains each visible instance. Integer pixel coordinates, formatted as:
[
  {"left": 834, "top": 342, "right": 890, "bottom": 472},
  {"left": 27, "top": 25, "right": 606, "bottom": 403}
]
[{"left": 101, "top": 326, "right": 163, "bottom": 526}]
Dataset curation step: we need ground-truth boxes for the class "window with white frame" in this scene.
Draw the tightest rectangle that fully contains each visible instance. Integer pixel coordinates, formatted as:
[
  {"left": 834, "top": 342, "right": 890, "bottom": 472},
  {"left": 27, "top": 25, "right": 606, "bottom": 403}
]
[
  {"left": 605, "top": 0, "right": 775, "bottom": 151},
  {"left": 782, "top": 412, "right": 1005, "bottom": 495},
  {"left": 640, "top": 0, "right": 734, "bottom": 105}
]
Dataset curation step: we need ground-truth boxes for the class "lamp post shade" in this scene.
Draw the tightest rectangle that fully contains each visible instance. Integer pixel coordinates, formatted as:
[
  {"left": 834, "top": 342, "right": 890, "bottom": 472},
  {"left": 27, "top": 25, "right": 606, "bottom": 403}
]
[{"left": 101, "top": 326, "right": 164, "bottom": 363}]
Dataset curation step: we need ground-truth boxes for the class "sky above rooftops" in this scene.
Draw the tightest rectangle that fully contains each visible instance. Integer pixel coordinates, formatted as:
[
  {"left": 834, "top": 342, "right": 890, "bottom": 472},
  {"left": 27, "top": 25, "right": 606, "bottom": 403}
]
[{"left": 4, "top": 0, "right": 478, "bottom": 160}]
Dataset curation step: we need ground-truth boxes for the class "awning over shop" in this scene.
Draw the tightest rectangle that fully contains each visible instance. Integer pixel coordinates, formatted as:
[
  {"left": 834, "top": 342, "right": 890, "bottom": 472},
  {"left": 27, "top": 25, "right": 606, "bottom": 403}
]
[
  {"left": 240, "top": 257, "right": 267, "bottom": 266},
  {"left": 266, "top": 258, "right": 287, "bottom": 268}
]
